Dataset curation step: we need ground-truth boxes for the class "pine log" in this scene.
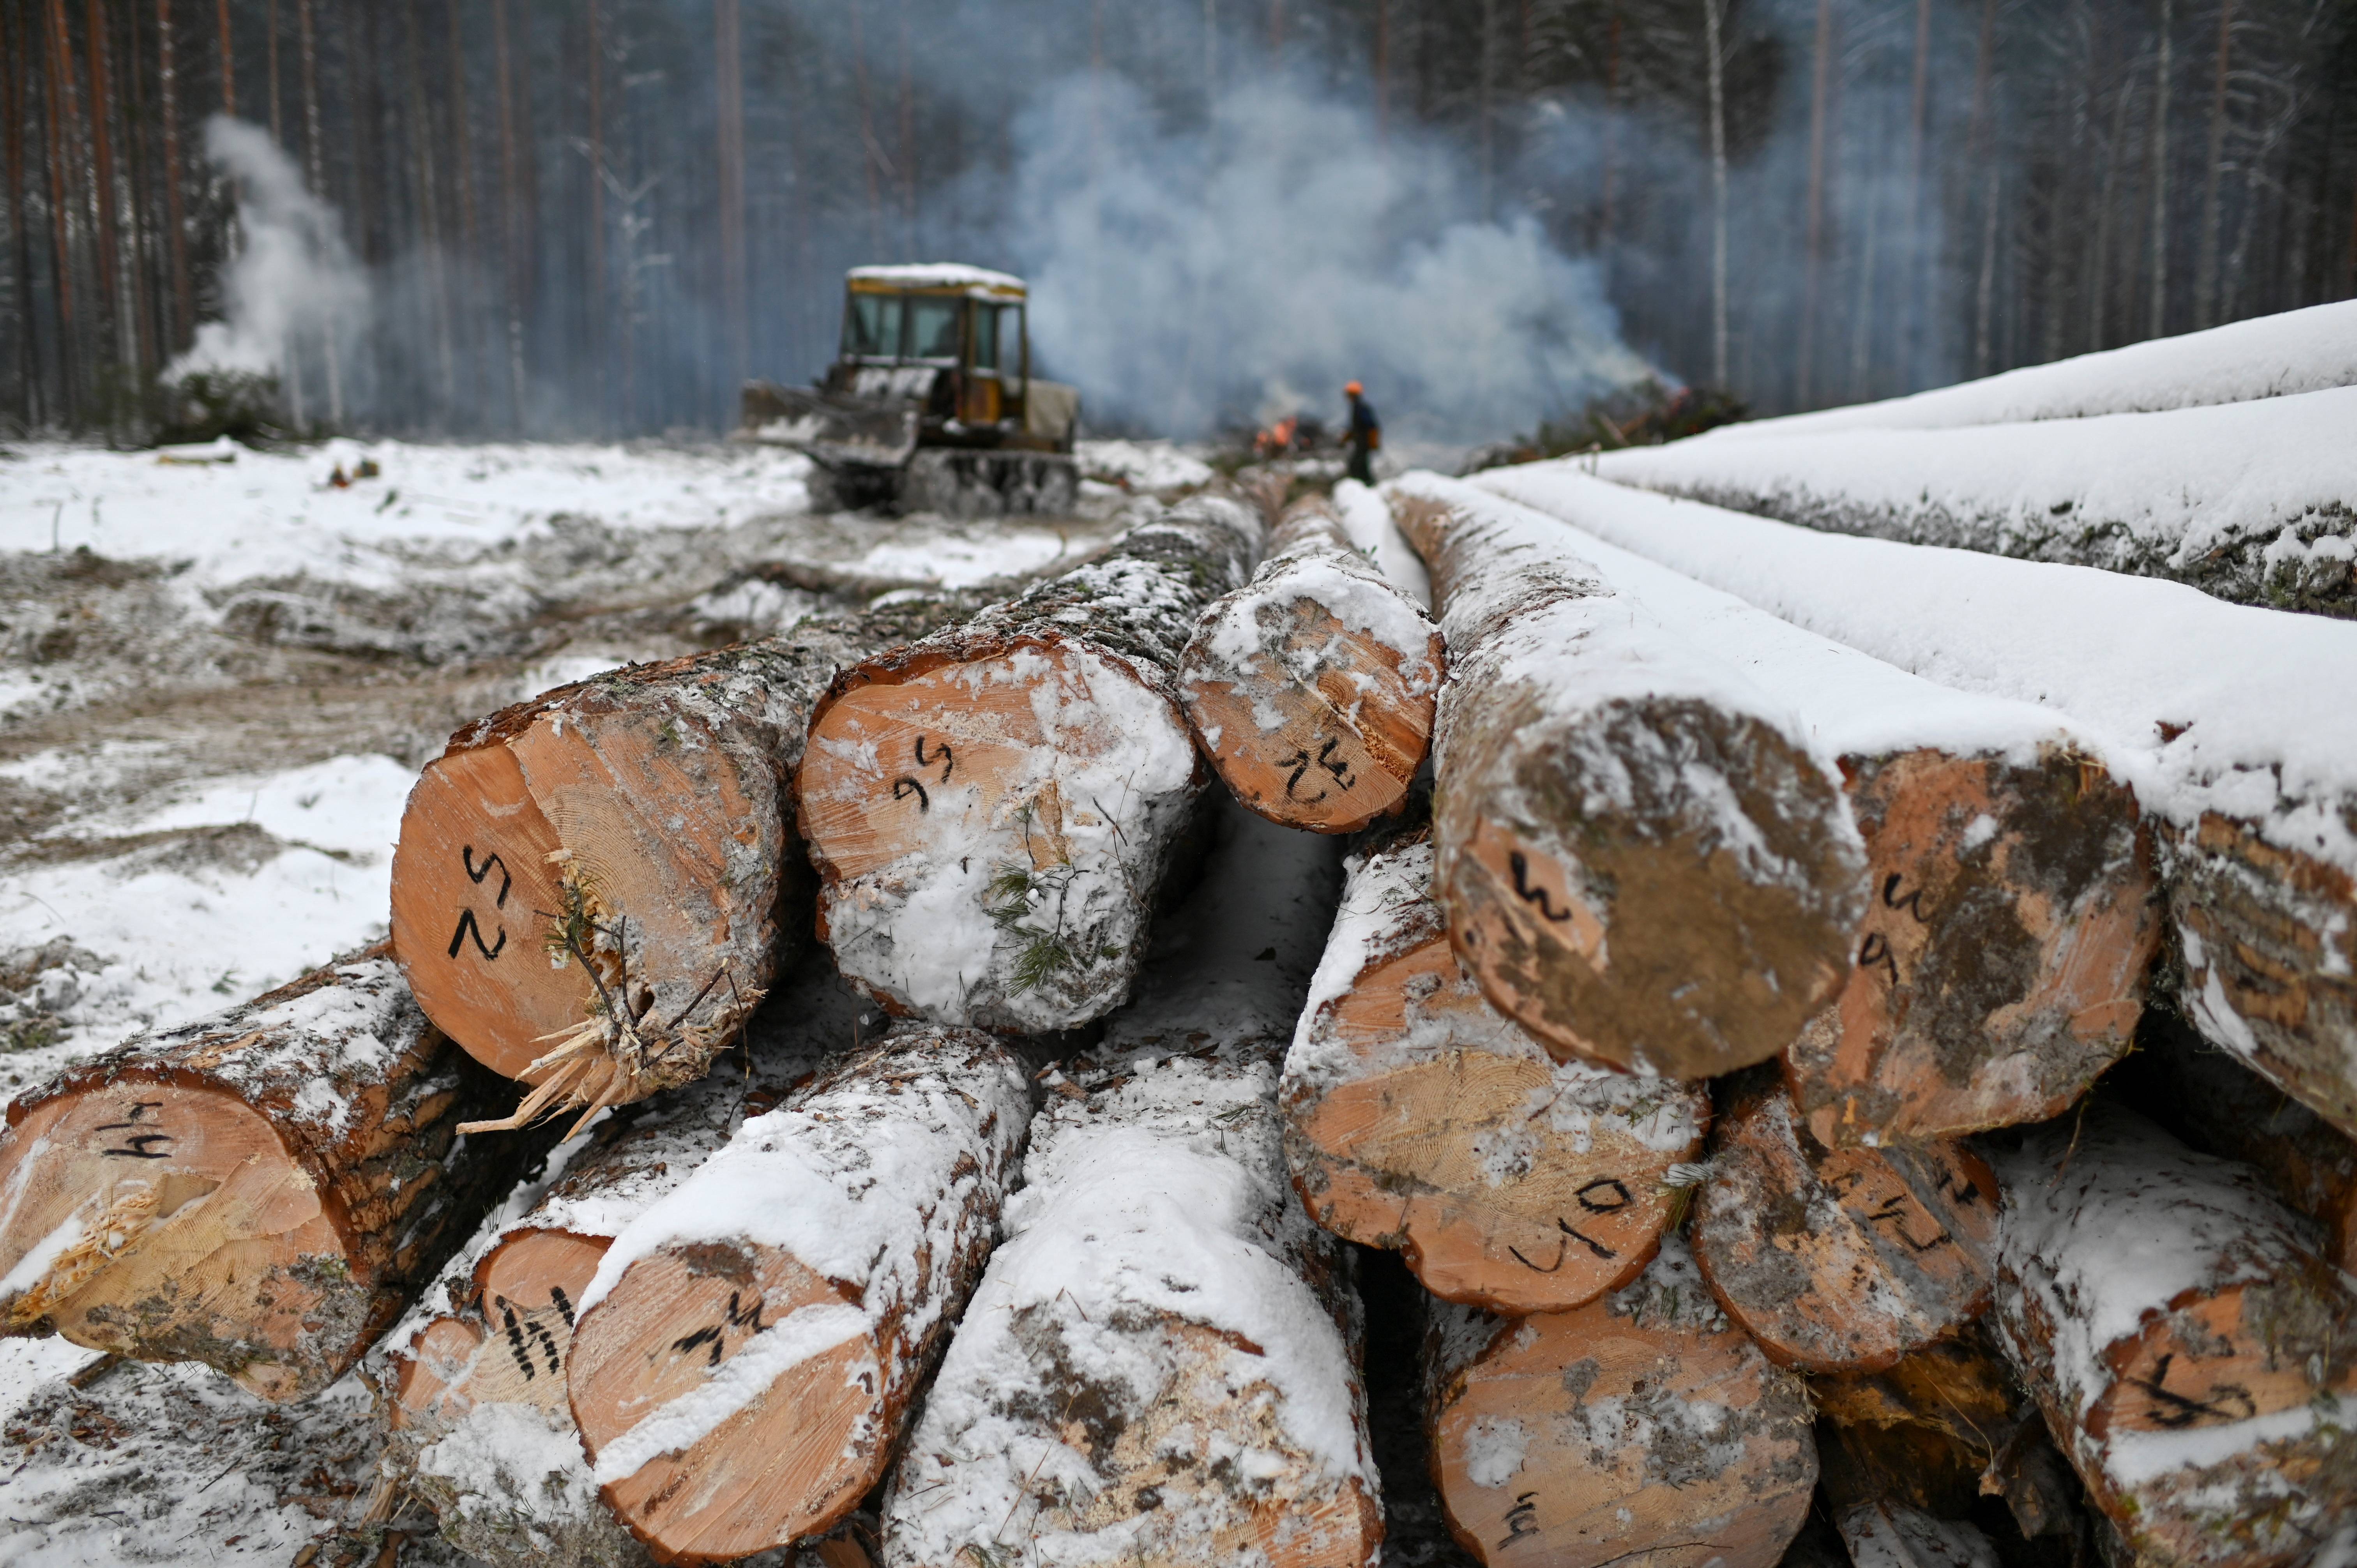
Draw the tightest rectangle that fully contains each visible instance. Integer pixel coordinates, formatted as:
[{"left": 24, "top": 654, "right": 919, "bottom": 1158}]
[
  {"left": 1424, "top": 1234, "right": 1817, "bottom": 1568},
  {"left": 564, "top": 1025, "right": 1031, "bottom": 1564},
  {"left": 1833, "top": 1504, "right": 2001, "bottom": 1568},
  {"left": 0, "top": 948, "right": 548, "bottom": 1402},
  {"left": 1472, "top": 461, "right": 2357, "bottom": 1148},
  {"left": 882, "top": 798, "right": 1381, "bottom": 1568},
  {"left": 389, "top": 594, "right": 969, "bottom": 1130},
  {"left": 1179, "top": 496, "right": 1445, "bottom": 833},
  {"left": 1690, "top": 1070, "right": 1997, "bottom": 1372},
  {"left": 380, "top": 956, "right": 854, "bottom": 1568},
  {"left": 2138, "top": 1007, "right": 2357, "bottom": 1274},
  {"left": 1386, "top": 473, "right": 1868, "bottom": 1078},
  {"left": 1283, "top": 829, "right": 1709, "bottom": 1313},
  {"left": 1992, "top": 1105, "right": 2357, "bottom": 1567}
]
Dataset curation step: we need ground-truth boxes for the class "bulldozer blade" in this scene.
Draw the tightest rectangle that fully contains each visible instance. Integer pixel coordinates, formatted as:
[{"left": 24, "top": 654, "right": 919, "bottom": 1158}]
[{"left": 737, "top": 380, "right": 921, "bottom": 468}]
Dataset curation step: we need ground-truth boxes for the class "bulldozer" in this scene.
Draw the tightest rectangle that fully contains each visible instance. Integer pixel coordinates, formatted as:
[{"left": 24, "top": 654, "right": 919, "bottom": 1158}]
[{"left": 739, "top": 264, "right": 1082, "bottom": 517}]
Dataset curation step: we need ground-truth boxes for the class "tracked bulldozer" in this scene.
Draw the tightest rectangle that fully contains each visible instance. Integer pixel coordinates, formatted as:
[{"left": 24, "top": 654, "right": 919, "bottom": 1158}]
[{"left": 739, "top": 264, "right": 1082, "bottom": 517}]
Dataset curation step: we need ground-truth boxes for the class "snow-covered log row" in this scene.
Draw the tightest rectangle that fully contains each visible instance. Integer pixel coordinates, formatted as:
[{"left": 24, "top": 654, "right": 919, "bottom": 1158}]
[
  {"left": 1592, "top": 388, "right": 2357, "bottom": 618},
  {"left": 377, "top": 954, "right": 856, "bottom": 1568},
  {"left": 881, "top": 800, "right": 1383, "bottom": 1568},
  {"left": 1993, "top": 1106, "right": 2357, "bottom": 1566},
  {"left": 1178, "top": 495, "right": 1445, "bottom": 833},
  {"left": 797, "top": 496, "right": 1261, "bottom": 1033},
  {"left": 1282, "top": 828, "right": 1710, "bottom": 1314},
  {"left": 0, "top": 948, "right": 551, "bottom": 1403},
  {"left": 1476, "top": 463, "right": 2357, "bottom": 1150},
  {"left": 1428, "top": 476, "right": 2160, "bottom": 1146},
  {"left": 1384, "top": 473, "right": 1871, "bottom": 1080},
  {"left": 389, "top": 591, "right": 975, "bottom": 1128}
]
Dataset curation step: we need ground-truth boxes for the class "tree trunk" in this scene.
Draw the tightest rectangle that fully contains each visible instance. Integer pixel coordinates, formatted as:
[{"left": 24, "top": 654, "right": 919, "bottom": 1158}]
[
  {"left": 2, "top": 0, "right": 35, "bottom": 426},
  {"left": 390, "top": 595, "right": 972, "bottom": 1129},
  {"left": 715, "top": 0, "right": 746, "bottom": 412},
  {"left": 445, "top": 0, "right": 481, "bottom": 419},
  {"left": 215, "top": 0, "right": 232, "bottom": 115},
  {"left": 881, "top": 797, "right": 1382, "bottom": 1568},
  {"left": 1691, "top": 1070, "right": 1997, "bottom": 1372},
  {"left": 41, "top": 0, "right": 80, "bottom": 414},
  {"left": 1179, "top": 496, "right": 1444, "bottom": 834},
  {"left": 2193, "top": 0, "right": 2234, "bottom": 330},
  {"left": 566, "top": 1026, "right": 1031, "bottom": 1563},
  {"left": 492, "top": 0, "right": 524, "bottom": 429},
  {"left": 1425, "top": 1235, "right": 1817, "bottom": 1568},
  {"left": 0, "top": 946, "right": 552, "bottom": 1403},
  {"left": 383, "top": 955, "right": 852, "bottom": 1568},
  {"left": 1797, "top": 0, "right": 1832, "bottom": 407},
  {"left": 1385, "top": 474, "right": 1868, "bottom": 1079},
  {"left": 156, "top": 0, "right": 190, "bottom": 355},
  {"left": 1704, "top": 0, "right": 1728, "bottom": 388},
  {"left": 1283, "top": 828, "right": 1709, "bottom": 1314},
  {"left": 297, "top": 0, "right": 339, "bottom": 426},
  {"left": 2150, "top": 0, "right": 2175, "bottom": 340},
  {"left": 81, "top": 0, "right": 123, "bottom": 380},
  {"left": 799, "top": 498, "right": 1260, "bottom": 1034},
  {"left": 1992, "top": 1105, "right": 2357, "bottom": 1566}
]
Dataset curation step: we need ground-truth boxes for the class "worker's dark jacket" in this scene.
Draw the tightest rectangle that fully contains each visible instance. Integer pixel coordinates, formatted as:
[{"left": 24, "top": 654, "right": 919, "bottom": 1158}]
[{"left": 1345, "top": 397, "right": 1381, "bottom": 482}]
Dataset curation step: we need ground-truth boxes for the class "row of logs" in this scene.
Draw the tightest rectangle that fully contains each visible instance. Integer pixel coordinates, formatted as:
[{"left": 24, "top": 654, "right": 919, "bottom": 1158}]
[{"left": 2, "top": 473, "right": 2354, "bottom": 1567}]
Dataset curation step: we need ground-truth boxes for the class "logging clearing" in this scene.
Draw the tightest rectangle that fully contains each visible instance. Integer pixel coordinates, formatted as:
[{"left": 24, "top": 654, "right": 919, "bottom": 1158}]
[
  {"left": 797, "top": 497, "right": 1259, "bottom": 1032},
  {"left": 1283, "top": 829, "right": 1709, "bottom": 1313},
  {"left": 1386, "top": 473, "right": 1868, "bottom": 1078}
]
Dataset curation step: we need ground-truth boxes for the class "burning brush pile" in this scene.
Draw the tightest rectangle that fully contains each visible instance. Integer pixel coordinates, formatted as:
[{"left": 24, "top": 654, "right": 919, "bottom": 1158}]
[{"left": 1, "top": 452, "right": 2353, "bottom": 1568}]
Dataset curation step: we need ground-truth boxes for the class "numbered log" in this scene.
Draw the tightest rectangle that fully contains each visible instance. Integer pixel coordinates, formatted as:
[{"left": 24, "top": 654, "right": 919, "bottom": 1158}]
[
  {"left": 0, "top": 948, "right": 548, "bottom": 1402},
  {"left": 1386, "top": 473, "right": 1868, "bottom": 1079},
  {"left": 882, "top": 798, "right": 1381, "bottom": 1568},
  {"left": 798, "top": 497, "right": 1260, "bottom": 1032},
  {"left": 1283, "top": 828, "right": 1709, "bottom": 1313},
  {"left": 390, "top": 594, "right": 969, "bottom": 1130},
  {"left": 565, "top": 1025, "right": 1031, "bottom": 1563},
  {"left": 1179, "top": 495, "right": 1445, "bottom": 833},
  {"left": 1690, "top": 1070, "right": 1997, "bottom": 1372},
  {"left": 381, "top": 955, "right": 853, "bottom": 1568},
  {"left": 1992, "top": 1105, "right": 2357, "bottom": 1568},
  {"left": 1425, "top": 1234, "right": 1817, "bottom": 1568}
]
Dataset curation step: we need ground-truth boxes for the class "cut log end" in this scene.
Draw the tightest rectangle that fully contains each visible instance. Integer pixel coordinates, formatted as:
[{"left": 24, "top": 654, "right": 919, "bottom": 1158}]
[
  {"left": 395, "top": 1228, "right": 609, "bottom": 1434},
  {"left": 1788, "top": 748, "right": 2159, "bottom": 1146},
  {"left": 1438, "top": 698, "right": 1864, "bottom": 1079}
]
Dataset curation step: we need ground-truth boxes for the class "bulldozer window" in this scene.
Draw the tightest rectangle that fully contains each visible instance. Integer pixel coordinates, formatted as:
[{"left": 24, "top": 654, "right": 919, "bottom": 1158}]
[
  {"left": 846, "top": 293, "right": 903, "bottom": 358},
  {"left": 908, "top": 297, "right": 961, "bottom": 360},
  {"left": 972, "top": 304, "right": 1000, "bottom": 372}
]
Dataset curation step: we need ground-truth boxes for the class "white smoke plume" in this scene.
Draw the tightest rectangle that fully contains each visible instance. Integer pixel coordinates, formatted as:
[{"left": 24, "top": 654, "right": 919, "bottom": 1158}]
[
  {"left": 168, "top": 116, "right": 369, "bottom": 421},
  {"left": 991, "top": 69, "right": 1657, "bottom": 442}
]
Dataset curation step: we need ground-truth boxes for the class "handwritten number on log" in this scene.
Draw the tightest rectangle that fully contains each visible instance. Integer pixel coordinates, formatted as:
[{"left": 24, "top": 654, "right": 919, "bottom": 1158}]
[
  {"left": 96, "top": 1101, "right": 172, "bottom": 1160},
  {"left": 463, "top": 845, "right": 511, "bottom": 908},
  {"left": 673, "top": 1290, "right": 767, "bottom": 1368},
  {"left": 449, "top": 845, "right": 509, "bottom": 961},
  {"left": 1858, "top": 932, "right": 1900, "bottom": 985},
  {"left": 1511, "top": 1208, "right": 1621, "bottom": 1273},
  {"left": 914, "top": 735, "right": 954, "bottom": 784},
  {"left": 1862, "top": 1192, "right": 1951, "bottom": 1252},
  {"left": 1509, "top": 851, "right": 1575, "bottom": 924},
  {"left": 2130, "top": 1353, "right": 2258, "bottom": 1429},
  {"left": 1880, "top": 872, "right": 1928, "bottom": 923},
  {"left": 499, "top": 1297, "right": 537, "bottom": 1382},
  {"left": 1281, "top": 750, "right": 1326, "bottom": 804},
  {"left": 892, "top": 777, "right": 929, "bottom": 812},
  {"left": 548, "top": 1285, "right": 577, "bottom": 1328},
  {"left": 1283, "top": 737, "right": 1361, "bottom": 803},
  {"left": 1576, "top": 1178, "right": 1632, "bottom": 1214},
  {"left": 448, "top": 908, "right": 508, "bottom": 961},
  {"left": 1499, "top": 1493, "right": 1542, "bottom": 1547}
]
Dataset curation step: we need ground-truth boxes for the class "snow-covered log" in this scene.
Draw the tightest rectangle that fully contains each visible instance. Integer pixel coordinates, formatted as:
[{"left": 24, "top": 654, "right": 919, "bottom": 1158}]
[
  {"left": 1179, "top": 496, "right": 1445, "bottom": 833},
  {"left": 1424, "top": 1234, "right": 1817, "bottom": 1568},
  {"left": 1690, "top": 1072, "right": 1996, "bottom": 1372},
  {"left": 1383, "top": 473, "right": 1869, "bottom": 1079},
  {"left": 881, "top": 800, "right": 1383, "bottom": 1568},
  {"left": 1590, "top": 388, "right": 2357, "bottom": 617},
  {"left": 380, "top": 955, "right": 853, "bottom": 1568},
  {"left": 390, "top": 594, "right": 970, "bottom": 1128},
  {"left": 1694, "top": 299, "right": 2357, "bottom": 441},
  {"left": 1475, "top": 463, "right": 2357, "bottom": 1146},
  {"left": 0, "top": 947, "right": 548, "bottom": 1402},
  {"left": 797, "top": 497, "right": 1261, "bottom": 1032},
  {"left": 1451, "top": 477, "right": 2158, "bottom": 1144},
  {"left": 1282, "top": 829, "right": 1708, "bottom": 1313},
  {"left": 563, "top": 1024, "right": 1030, "bottom": 1563},
  {"left": 1992, "top": 1105, "right": 2357, "bottom": 1567}
]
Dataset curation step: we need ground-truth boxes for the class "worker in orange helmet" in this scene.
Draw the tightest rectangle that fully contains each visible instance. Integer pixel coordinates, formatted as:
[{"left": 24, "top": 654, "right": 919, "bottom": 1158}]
[{"left": 1342, "top": 380, "right": 1381, "bottom": 485}]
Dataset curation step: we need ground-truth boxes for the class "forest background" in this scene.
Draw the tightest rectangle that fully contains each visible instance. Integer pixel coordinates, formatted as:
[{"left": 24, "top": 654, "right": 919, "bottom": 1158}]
[{"left": 4, "top": 0, "right": 2355, "bottom": 445}]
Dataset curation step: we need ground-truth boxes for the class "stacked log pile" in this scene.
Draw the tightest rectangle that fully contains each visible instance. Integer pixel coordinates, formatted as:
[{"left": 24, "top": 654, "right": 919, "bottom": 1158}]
[{"left": 5, "top": 456, "right": 2356, "bottom": 1568}]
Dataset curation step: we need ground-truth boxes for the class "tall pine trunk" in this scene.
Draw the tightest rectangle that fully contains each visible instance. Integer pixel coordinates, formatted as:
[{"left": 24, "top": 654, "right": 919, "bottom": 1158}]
[
  {"left": 2149, "top": 0, "right": 2173, "bottom": 338},
  {"left": 403, "top": 0, "right": 452, "bottom": 422},
  {"left": 1797, "top": 0, "right": 1832, "bottom": 405},
  {"left": 214, "top": 0, "right": 232, "bottom": 115},
  {"left": 158, "top": 0, "right": 191, "bottom": 356},
  {"left": 716, "top": 0, "right": 746, "bottom": 415},
  {"left": 3, "top": 0, "right": 37, "bottom": 426},
  {"left": 298, "top": 0, "right": 339, "bottom": 426},
  {"left": 444, "top": 0, "right": 481, "bottom": 420},
  {"left": 1901, "top": 0, "right": 1931, "bottom": 390},
  {"left": 1705, "top": 0, "right": 1729, "bottom": 388},
  {"left": 41, "top": 0, "right": 82, "bottom": 417},
  {"left": 2193, "top": 0, "right": 2233, "bottom": 329},
  {"left": 492, "top": 0, "right": 525, "bottom": 429},
  {"left": 82, "top": 0, "right": 124, "bottom": 380}
]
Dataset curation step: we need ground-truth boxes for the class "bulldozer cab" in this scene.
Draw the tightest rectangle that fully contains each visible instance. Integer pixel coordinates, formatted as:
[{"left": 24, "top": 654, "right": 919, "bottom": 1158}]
[{"left": 828, "top": 265, "right": 1064, "bottom": 445}]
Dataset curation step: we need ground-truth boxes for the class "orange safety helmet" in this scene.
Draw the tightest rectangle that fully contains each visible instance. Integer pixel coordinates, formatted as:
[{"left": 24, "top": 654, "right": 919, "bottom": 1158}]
[{"left": 1343, "top": 380, "right": 1364, "bottom": 396}]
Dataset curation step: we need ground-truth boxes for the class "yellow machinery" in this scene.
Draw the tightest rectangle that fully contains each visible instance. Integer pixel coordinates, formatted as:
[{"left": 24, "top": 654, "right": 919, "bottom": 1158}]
[{"left": 740, "top": 264, "right": 1081, "bottom": 516}]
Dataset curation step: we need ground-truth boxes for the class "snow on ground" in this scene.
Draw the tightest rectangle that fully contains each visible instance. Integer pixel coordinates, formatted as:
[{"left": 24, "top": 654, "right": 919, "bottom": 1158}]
[
  {"left": 1077, "top": 438, "right": 1217, "bottom": 496},
  {"left": 1701, "top": 298, "right": 2357, "bottom": 441}
]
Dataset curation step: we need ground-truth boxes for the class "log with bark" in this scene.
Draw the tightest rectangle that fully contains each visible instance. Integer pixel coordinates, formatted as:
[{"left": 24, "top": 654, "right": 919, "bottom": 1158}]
[
  {"left": 1435, "top": 468, "right": 2158, "bottom": 1143},
  {"left": 379, "top": 953, "right": 856, "bottom": 1568},
  {"left": 1384, "top": 473, "right": 1869, "bottom": 1078},
  {"left": 1424, "top": 1234, "right": 1818, "bottom": 1568},
  {"left": 389, "top": 593, "right": 970, "bottom": 1131},
  {"left": 1690, "top": 1069, "right": 1997, "bottom": 1372},
  {"left": 1992, "top": 1105, "right": 2357, "bottom": 1566},
  {"left": 1179, "top": 495, "right": 1445, "bottom": 833},
  {"left": 0, "top": 947, "right": 549, "bottom": 1402},
  {"left": 797, "top": 497, "right": 1260, "bottom": 1032},
  {"left": 1474, "top": 461, "right": 2357, "bottom": 1146},
  {"left": 1282, "top": 828, "right": 1709, "bottom": 1314},
  {"left": 882, "top": 798, "right": 1377, "bottom": 1567},
  {"left": 563, "top": 1024, "right": 1031, "bottom": 1564}
]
